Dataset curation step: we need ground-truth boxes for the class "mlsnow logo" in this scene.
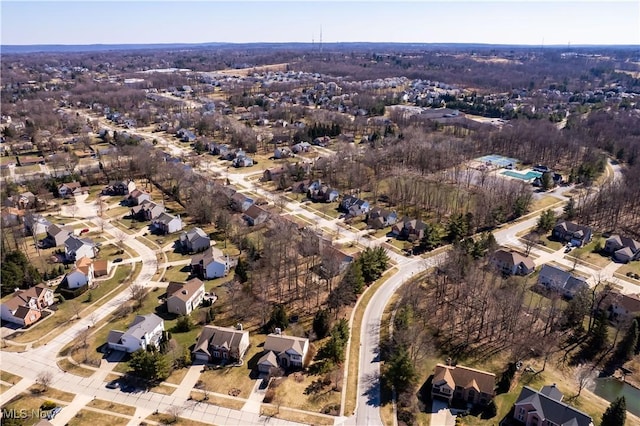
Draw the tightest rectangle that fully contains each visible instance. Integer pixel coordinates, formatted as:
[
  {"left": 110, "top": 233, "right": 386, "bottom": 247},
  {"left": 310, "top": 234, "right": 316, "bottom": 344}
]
[{"left": 2, "top": 408, "right": 48, "bottom": 419}]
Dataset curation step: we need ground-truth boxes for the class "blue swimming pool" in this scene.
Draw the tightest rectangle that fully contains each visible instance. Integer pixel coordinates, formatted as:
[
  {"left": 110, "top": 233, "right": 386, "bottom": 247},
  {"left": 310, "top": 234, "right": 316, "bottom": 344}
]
[{"left": 502, "top": 170, "right": 543, "bottom": 181}]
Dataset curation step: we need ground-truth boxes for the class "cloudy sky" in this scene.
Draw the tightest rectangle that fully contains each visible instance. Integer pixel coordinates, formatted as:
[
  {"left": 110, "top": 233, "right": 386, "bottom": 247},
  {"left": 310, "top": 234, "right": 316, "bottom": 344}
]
[{"left": 2, "top": 1, "right": 639, "bottom": 46}]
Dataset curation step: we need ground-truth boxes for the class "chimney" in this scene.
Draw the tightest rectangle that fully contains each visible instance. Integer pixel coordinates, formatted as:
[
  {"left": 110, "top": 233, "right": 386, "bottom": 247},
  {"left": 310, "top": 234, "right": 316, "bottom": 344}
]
[
  {"left": 274, "top": 327, "right": 282, "bottom": 335},
  {"left": 236, "top": 323, "right": 243, "bottom": 330}
]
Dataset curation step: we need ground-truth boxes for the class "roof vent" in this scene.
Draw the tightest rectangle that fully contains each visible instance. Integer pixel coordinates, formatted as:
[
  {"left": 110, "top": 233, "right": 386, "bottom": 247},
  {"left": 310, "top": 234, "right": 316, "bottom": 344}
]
[
  {"left": 236, "top": 323, "right": 243, "bottom": 330},
  {"left": 182, "top": 290, "right": 188, "bottom": 295}
]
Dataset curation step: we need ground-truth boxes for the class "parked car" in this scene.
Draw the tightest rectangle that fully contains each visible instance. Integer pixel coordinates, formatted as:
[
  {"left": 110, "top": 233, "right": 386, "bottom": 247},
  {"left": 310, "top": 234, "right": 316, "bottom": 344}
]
[
  {"left": 46, "top": 407, "right": 62, "bottom": 420},
  {"left": 80, "top": 228, "right": 90, "bottom": 234},
  {"left": 564, "top": 244, "right": 572, "bottom": 253},
  {"left": 113, "top": 258, "right": 123, "bottom": 263},
  {"left": 106, "top": 380, "right": 120, "bottom": 389}
]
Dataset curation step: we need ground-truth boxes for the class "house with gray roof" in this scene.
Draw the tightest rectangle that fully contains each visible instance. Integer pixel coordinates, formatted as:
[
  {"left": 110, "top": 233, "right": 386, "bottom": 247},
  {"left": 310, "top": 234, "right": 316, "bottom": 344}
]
[
  {"left": 604, "top": 234, "right": 640, "bottom": 263},
  {"left": 131, "top": 200, "right": 165, "bottom": 221},
  {"left": 491, "top": 249, "right": 536, "bottom": 276},
  {"left": 537, "top": 264, "right": 588, "bottom": 298},
  {"left": 257, "top": 332, "right": 309, "bottom": 373},
  {"left": 552, "top": 221, "right": 592, "bottom": 247},
  {"left": 179, "top": 227, "right": 211, "bottom": 253},
  {"left": 46, "top": 223, "right": 73, "bottom": 247},
  {"left": 192, "top": 325, "right": 250, "bottom": 363},
  {"left": 64, "top": 235, "right": 97, "bottom": 261},
  {"left": 107, "top": 314, "right": 165, "bottom": 353},
  {"left": 512, "top": 385, "right": 594, "bottom": 426},
  {"left": 153, "top": 212, "right": 183, "bottom": 234}
]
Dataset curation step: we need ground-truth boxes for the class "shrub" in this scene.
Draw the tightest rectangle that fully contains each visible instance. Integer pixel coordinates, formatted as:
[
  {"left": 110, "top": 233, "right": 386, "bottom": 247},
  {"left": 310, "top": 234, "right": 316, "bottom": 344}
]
[
  {"left": 41, "top": 400, "right": 57, "bottom": 410},
  {"left": 263, "top": 389, "right": 276, "bottom": 403}
]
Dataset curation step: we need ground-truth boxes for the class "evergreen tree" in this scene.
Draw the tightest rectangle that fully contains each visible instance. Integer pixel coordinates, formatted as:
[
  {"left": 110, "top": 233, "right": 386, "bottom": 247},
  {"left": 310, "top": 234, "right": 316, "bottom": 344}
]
[
  {"left": 358, "top": 247, "right": 389, "bottom": 283},
  {"left": 537, "top": 209, "right": 556, "bottom": 232},
  {"left": 583, "top": 312, "right": 608, "bottom": 360},
  {"left": 128, "top": 349, "right": 171, "bottom": 382},
  {"left": 601, "top": 396, "right": 626, "bottom": 426},
  {"left": 269, "top": 304, "right": 289, "bottom": 330},
  {"left": 235, "top": 258, "right": 249, "bottom": 283},
  {"left": 541, "top": 171, "right": 554, "bottom": 190},
  {"left": 615, "top": 319, "right": 638, "bottom": 363},
  {"left": 343, "top": 261, "right": 365, "bottom": 295},
  {"left": 419, "top": 223, "right": 442, "bottom": 252},
  {"left": 313, "top": 309, "right": 331, "bottom": 339},
  {"left": 564, "top": 198, "right": 576, "bottom": 220},
  {"left": 382, "top": 345, "right": 417, "bottom": 393},
  {"left": 446, "top": 213, "right": 468, "bottom": 242}
]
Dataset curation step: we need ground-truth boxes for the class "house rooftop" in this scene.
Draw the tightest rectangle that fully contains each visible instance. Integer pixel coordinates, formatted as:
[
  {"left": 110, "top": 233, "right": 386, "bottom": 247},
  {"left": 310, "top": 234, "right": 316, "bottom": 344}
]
[
  {"left": 433, "top": 363, "right": 495, "bottom": 396},
  {"left": 166, "top": 278, "right": 204, "bottom": 303},
  {"left": 264, "top": 333, "right": 309, "bottom": 357}
]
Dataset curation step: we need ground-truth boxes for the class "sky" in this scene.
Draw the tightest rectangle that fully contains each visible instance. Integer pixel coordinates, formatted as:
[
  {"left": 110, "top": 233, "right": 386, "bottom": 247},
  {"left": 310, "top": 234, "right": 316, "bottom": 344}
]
[{"left": 1, "top": 1, "right": 639, "bottom": 46}]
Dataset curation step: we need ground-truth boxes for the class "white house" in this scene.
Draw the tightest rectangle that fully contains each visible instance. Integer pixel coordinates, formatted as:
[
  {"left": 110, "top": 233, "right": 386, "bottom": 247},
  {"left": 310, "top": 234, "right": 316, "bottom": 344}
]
[
  {"left": 107, "top": 314, "right": 165, "bottom": 353},
  {"left": 64, "top": 235, "right": 97, "bottom": 261},
  {"left": 165, "top": 278, "right": 206, "bottom": 316},
  {"left": 153, "top": 213, "right": 183, "bottom": 234},
  {"left": 191, "top": 247, "right": 230, "bottom": 279},
  {"left": 64, "top": 256, "right": 94, "bottom": 289}
]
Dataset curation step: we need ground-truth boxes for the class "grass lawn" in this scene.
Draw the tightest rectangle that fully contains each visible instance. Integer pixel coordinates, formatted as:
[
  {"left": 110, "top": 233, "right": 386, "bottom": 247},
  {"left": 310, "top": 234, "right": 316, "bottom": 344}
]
[
  {"left": 164, "top": 367, "right": 189, "bottom": 385},
  {"left": 87, "top": 399, "right": 136, "bottom": 416},
  {"left": 57, "top": 359, "right": 96, "bottom": 377},
  {"left": 146, "top": 413, "right": 212, "bottom": 426},
  {"left": 538, "top": 235, "right": 563, "bottom": 251},
  {"left": 198, "top": 337, "right": 264, "bottom": 400},
  {"left": 162, "top": 265, "right": 191, "bottom": 282},
  {"left": 260, "top": 404, "right": 334, "bottom": 426},
  {"left": 272, "top": 374, "right": 341, "bottom": 413},
  {"left": 105, "top": 206, "right": 131, "bottom": 220},
  {"left": 617, "top": 261, "right": 640, "bottom": 277},
  {"left": 529, "top": 195, "right": 563, "bottom": 212},
  {"left": 164, "top": 249, "right": 190, "bottom": 263},
  {"left": 190, "top": 391, "right": 245, "bottom": 410},
  {"left": 568, "top": 240, "right": 611, "bottom": 268},
  {"left": 344, "top": 267, "right": 399, "bottom": 416},
  {"left": 0, "top": 384, "right": 10, "bottom": 394},
  {"left": 149, "top": 383, "right": 176, "bottom": 395},
  {"left": 67, "top": 409, "right": 130, "bottom": 426},
  {"left": 307, "top": 202, "right": 341, "bottom": 220},
  {"left": 0, "top": 371, "right": 21, "bottom": 384},
  {"left": 28, "top": 385, "right": 76, "bottom": 403}
]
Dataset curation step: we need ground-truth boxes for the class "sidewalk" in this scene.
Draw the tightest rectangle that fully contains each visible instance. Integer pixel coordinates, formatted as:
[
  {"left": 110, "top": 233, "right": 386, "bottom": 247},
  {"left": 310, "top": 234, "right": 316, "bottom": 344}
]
[
  {"left": 241, "top": 379, "right": 264, "bottom": 414},
  {"left": 172, "top": 364, "right": 203, "bottom": 400}
]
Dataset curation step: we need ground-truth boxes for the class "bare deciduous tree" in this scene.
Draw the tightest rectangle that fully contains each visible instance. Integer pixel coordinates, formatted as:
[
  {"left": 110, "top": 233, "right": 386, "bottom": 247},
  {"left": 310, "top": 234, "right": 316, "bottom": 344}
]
[
  {"left": 129, "top": 283, "right": 147, "bottom": 309},
  {"left": 36, "top": 371, "right": 53, "bottom": 391}
]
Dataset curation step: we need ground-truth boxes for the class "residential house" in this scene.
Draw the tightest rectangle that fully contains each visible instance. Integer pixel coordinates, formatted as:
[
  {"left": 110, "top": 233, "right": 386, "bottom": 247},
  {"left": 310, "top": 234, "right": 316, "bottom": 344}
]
[
  {"left": 491, "top": 249, "right": 536, "bottom": 276},
  {"left": 512, "top": 385, "right": 594, "bottom": 426},
  {"left": 24, "top": 213, "right": 51, "bottom": 236},
  {"left": 177, "top": 128, "right": 196, "bottom": 142},
  {"left": 192, "top": 325, "right": 250, "bottom": 363},
  {"left": 153, "top": 213, "right": 183, "bottom": 234},
  {"left": 230, "top": 192, "right": 254, "bottom": 212},
  {"left": 604, "top": 235, "right": 640, "bottom": 263},
  {"left": 366, "top": 207, "right": 398, "bottom": 229},
  {"left": 263, "top": 165, "right": 289, "bottom": 182},
  {"left": 46, "top": 224, "right": 73, "bottom": 247},
  {"left": 103, "top": 180, "right": 136, "bottom": 196},
  {"left": 64, "top": 256, "right": 94, "bottom": 289},
  {"left": 320, "top": 245, "right": 354, "bottom": 277},
  {"left": 131, "top": 200, "right": 165, "bottom": 221},
  {"left": 257, "top": 331, "right": 310, "bottom": 373},
  {"left": 64, "top": 235, "right": 97, "bottom": 261},
  {"left": 537, "top": 264, "right": 588, "bottom": 298},
  {"left": 165, "top": 278, "right": 205, "bottom": 316},
  {"left": 107, "top": 314, "right": 165, "bottom": 353},
  {"left": 274, "top": 147, "right": 292, "bottom": 159},
  {"left": 232, "top": 152, "right": 254, "bottom": 168},
  {"left": 552, "top": 221, "right": 593, "bottom": 247},
  {"left": 307, "top": 180, "right": 339, "bottom": 203},
  {"left": 58, "top": 181, "right": 82, "bottom": 198},
  {"left": 93, "top": 259, "right": 109, "bottom": 277},
  {"left": 398, "top": 218, "right": 428, "bottom": 242},
  {"left": 243, "top": 205, "right": 269, "bottom": 226},
  {"left": 0, "top": 284, "right": 55, "bottom": 327},
  {"left": 179, "top": 227, "right": 211, "bottom": 253},
  {"left": 431, "top": 363, "right": 496, "bottom": 406},
  {"left": 340, "top": 195, "right": 370, "bottom": 217},
  {"left": 126, "top": 189, "right": 151, "bottom": 206},
  {"left": 292, "top": 142, "right": 311, "bottom": 153},
  {"left": 604, "top": 291, "right": 640, "bottom": 323},
  {"left": 191, "top": 247, "right": 231, "bottom": 279},
  {"left": 1, "top": 207, "right": 24, "bottom": 227}
]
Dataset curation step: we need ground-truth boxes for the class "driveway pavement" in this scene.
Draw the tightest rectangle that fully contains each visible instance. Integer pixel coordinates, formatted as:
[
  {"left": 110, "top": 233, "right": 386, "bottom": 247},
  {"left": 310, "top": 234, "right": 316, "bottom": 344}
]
[{"left": 430, "top": 399, "right": 456, "bottom": 426}]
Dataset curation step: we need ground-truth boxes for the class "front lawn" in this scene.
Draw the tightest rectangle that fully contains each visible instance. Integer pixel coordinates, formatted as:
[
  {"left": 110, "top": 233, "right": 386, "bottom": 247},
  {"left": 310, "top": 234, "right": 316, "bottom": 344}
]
[{"left": 67, "top": 409, "right": 130, "bottom": 426}]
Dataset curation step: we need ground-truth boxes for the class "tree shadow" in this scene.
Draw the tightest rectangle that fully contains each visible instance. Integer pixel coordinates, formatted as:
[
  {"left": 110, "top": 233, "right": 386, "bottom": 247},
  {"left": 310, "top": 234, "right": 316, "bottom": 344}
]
[{"left": 361, "top": 371, "right": 381, "bottom": 407}]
